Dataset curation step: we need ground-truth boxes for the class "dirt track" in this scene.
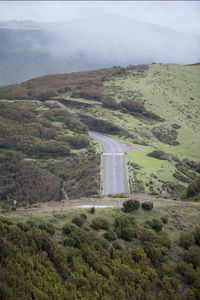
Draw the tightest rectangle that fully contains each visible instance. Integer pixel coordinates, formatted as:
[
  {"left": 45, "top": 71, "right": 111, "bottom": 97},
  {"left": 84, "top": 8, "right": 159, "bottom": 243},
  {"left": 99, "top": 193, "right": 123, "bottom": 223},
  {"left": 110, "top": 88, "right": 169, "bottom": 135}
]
[{"left": 3, "top": 194, "right": 198, "bottom": 217}]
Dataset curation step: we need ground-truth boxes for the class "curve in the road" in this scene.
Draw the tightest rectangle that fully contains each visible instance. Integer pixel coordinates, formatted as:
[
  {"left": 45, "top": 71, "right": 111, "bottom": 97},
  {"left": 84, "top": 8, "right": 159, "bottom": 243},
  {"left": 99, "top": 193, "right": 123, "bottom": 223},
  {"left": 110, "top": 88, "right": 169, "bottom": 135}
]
[{"left": 89, "top": 131, "right": 127, "bottom": 195}]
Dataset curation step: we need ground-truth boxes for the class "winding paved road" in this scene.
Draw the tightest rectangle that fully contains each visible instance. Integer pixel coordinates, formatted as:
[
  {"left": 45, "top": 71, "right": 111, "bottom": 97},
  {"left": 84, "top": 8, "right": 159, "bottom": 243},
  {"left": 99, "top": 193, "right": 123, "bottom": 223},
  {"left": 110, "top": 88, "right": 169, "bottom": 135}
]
[{"left": 88, "top": 131, "right": 127, "bottom": 195}]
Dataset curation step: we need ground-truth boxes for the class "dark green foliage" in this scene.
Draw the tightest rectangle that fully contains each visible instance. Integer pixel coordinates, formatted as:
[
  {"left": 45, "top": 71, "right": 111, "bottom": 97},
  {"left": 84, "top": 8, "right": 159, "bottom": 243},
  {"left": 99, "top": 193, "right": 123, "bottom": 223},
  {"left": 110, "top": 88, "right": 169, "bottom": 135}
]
[
  {"left": 62, "top": 223, "right": 76, "bottom": 235},
  {"left": 177, "top": 262, "right": 196, "bottom": 285},
  {"left": 91, "top": 217, "right": 110, "bottom": 230},
  {"left": 38, "top": 222, "right": 55, "bottom": 235},
  {"left": 114, "top": 215, "right": 137, "bottom": 241},
  {"left": 72, "top": 215, "right": 86, "bottom": 227},
  {"left": 184, "top": 246, "right": 200, "bottom": 269},
  {"left": 79, "top": 113, "right": 123, "bottom": 134},
  {"left": 123, "top": 199, "right": 141, "bottom": 212},
  {"left": 104, "top": 230, "right": 117, "bottom": 241},
  {"left": 0, "top": 101, "right": 100, "bottom": 204},
  {"left": 141, "top": 202, "right": 154, "bottom": 211},
  {"left": 0, "top": 216, "right": 199, "bottom": 299},
  {"left": 185, "top": 177, "right": 200, "bottom": 201},
  {"left": 147, "top": 150, "right": 168, "bottom": 160},
  {"left": 146, "top": 218, "right": 163, "bottom": 232},
  {"left": 66, "top": 135, "right": 90, "bottom": 149},
  {"left": 90, "top": 207, "right": 95, "bottom": 214},
  {"left": 140, "top": 228, "right": 170, "bottom": 266},
  {"left": 179, "top": 232, "right": 195, "bottom": 249},
  {"left": 0, "top": 150, "right": 60, "bottom": 205},
  {"left": 161, "top": 216, "right": 168, "bottom": 224},
  {"left": 193, "top": 227, "right": 200, "bottom": 246}
]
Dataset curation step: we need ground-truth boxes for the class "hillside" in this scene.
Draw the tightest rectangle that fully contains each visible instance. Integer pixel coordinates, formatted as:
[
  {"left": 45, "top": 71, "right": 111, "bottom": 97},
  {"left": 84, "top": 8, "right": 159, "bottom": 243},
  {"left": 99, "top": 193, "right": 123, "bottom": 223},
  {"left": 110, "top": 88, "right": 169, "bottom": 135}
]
[
  {"left": 1, "top": 63, "right": 199, "bottom": 199},
  {"left": 0, "top": 15, "right": 199, "bottom": 85},
  {"left": 0, "top": 100, "right": 100, "bottom": 211},
  {"left": 1, "top": 200, "right": 200, "bottom": 299}
]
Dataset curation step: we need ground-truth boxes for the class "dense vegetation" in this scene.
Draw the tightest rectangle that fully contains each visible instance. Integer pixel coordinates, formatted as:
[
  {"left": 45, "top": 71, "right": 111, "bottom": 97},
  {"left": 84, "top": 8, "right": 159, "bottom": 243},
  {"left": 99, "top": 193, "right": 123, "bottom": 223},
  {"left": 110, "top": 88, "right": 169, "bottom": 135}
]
[
  {"left": 1, "top": 205, "right": 200, "bottom": 300},
  {"left": 0, "top": 63, "right": 199, "bottom": 200},
  {"left": 0, "top": 101, "right": 100, "bottom": 209}
]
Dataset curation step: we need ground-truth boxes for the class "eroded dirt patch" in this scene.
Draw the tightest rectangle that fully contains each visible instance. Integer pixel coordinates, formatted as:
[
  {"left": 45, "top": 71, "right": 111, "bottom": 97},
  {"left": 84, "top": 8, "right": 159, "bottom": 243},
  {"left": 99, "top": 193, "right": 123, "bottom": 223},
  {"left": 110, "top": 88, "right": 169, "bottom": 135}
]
[{"left": 119, "top": 142, "right": 144, "bottom": 152}]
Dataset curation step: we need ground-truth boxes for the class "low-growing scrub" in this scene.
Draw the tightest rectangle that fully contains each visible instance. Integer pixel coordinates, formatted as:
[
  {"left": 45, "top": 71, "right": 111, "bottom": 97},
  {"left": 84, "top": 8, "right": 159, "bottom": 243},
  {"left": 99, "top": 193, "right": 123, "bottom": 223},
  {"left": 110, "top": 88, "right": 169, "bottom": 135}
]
[
  {"left": 114, "top": 215, "right": 137, "bottom": 241},
  {"left": 123, "top": 199, "right": 140, "bottom": 212},
  {"left": 91, "top": 217, "right": 110, "bottom": 230},
  {"left": 145, "top": 218, "right": 163, "bottom": 232},
  {"left": 141, "top": 202, "right": 154, "bottom": 211}
]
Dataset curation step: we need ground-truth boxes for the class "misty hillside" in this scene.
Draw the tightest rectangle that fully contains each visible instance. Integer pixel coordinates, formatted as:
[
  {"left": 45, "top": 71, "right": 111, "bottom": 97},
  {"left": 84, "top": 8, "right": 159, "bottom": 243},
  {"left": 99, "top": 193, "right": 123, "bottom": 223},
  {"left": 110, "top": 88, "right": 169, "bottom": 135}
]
[{"left": 0, "top": 14, "right": 199, "bottom": 86}]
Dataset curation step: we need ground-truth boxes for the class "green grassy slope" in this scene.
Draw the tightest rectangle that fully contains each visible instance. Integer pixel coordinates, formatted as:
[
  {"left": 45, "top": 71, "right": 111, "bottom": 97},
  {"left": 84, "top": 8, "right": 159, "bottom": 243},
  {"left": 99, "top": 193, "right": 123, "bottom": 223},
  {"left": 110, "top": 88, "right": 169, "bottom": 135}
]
[
  {"left": 58, "top": 64, "right": 200, "bottom": 197},
  {"left": 0, "top": 63, "right": 199, "bottom": 199}
]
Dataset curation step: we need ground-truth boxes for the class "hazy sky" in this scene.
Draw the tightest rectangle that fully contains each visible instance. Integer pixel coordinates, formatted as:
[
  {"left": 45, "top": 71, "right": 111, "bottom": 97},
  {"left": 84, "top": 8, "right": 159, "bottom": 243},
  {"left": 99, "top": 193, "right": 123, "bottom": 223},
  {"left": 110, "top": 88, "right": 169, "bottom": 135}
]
[{"left": 0, "top": 1, "right": 200, "bottom": 34}]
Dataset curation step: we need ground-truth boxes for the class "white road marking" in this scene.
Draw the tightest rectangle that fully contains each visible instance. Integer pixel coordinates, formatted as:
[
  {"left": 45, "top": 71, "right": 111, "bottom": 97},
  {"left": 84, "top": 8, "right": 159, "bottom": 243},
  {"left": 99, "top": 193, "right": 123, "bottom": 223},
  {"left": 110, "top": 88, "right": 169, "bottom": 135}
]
[
  {"left": 113, "top": 155, "right": 117, "bottom": 193},
  {"left": 103, "top": 153, "right": 124, "bottom": 156}
]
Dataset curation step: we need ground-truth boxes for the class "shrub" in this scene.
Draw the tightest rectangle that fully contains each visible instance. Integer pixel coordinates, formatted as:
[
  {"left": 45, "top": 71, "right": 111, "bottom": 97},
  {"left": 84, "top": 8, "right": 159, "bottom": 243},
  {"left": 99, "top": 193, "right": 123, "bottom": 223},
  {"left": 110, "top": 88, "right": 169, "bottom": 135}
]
[
  {"left": 146, "top": 219, "right": 163, "bottom": 232},
  {"left": 67, "top": 135, "right": 90, "bottom": 149},
  {"left": 104, "top": 230, "right": 117, "bottom": 241},
  {"left": 72, "top": 215, "right": 86, "bottom": 227},
  {"left": 91, "top": 217, "right": 110, "bottom": 230},
  {"left": 123, "top": 199, "right": 140, "bottom": 212},
  {"left": 184, "top": 246, "right": 200, "bottom": 269},
  {"left": 179, "top": 232, "right": 195, "bottom": 249},
  {"left": 141, "top": 202, "right": 153, "bottom": 211},
  {"left": 121, "top": 100, "right": 144, "bottom": 113},
  {"left": 114, "top": 215, "right": 137, "bottom": 241},
  {"left": 112, "top": 241, "right": 122, "bottom": 250},
  {"left": 38, "top": 222, "right": 55, "bottom": 235},
  {"left": 90, "top": 207, "right": 95, "bottom": 214},
  {"left": 161, "top": 216, "right": 168, "bottom": 224},
  {"left": 102, "top": 96, "right": 118, "bottom": 108},
  {"left": 176, "top": 262, "right": 196, "bottom": 284},
  {"left": 62, "top": 223, "right": 76, "bottom": 235},
  {"left": 140, "top": 228, "right": 170, "bottom": 266},
  {"left": 185, "top": 177, "right": 200, "bottom": 201},
  {"left": 193, "top": 227, "right": 200, "bottom": 246},
  {"left": 147, "top": 150, "right": 168, "bottom": 160}
]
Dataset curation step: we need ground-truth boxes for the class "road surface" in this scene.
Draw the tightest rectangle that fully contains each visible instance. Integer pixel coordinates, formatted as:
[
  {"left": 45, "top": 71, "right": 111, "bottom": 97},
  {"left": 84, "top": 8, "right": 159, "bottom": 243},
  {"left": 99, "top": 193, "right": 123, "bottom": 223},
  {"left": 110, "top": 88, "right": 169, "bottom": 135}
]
[{"left": 88, "top": 131, "right": 127, "bottom": 195}]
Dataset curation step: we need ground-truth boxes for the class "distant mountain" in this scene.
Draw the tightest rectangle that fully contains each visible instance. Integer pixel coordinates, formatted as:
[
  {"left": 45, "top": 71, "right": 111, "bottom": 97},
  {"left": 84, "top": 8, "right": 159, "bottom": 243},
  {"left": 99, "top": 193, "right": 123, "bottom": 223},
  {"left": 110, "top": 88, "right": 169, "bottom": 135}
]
[{"left": 0, "top": 14, "right": 199, "bottom": 86}]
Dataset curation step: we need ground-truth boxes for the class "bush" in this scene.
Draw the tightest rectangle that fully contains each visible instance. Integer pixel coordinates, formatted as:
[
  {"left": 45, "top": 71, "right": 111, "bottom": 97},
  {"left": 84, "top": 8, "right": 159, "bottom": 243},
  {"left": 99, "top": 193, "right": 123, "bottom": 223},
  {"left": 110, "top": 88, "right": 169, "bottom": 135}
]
[
  {"left": 38, "top": 222, "right": 55, "bottom": 235},
  {"left": 141, "top": 202, "right": 153, "bottom": 211},
  {"left": 102, "top": 96, "right": 118, "bottom": 108},
  {"left": 90, "top": 207, "right": 95, "bottom": 214},
  {"left": 179, "top": 232, "right": 195, "bottom": 249},
  {"left": 193, "top": 227, "right": 200, "bottom": 246},
  {"left": 185, "top": 177, "right": 200, "bottom": 201},
  {"left": 104, "top": 230, "right": 117, "bottom": 241},
  {"left": 114, "top": 215, "right": 137, "bottom": 241},
  {"left": 62, "top": 223, "right": 76, "bottom": 235},
  {"left": 147, "top": 150, "right": 168, "bottom": 160},
  {"left": 146, "top": 219, "right": 163, "bottom": 232},
  {"left": 121, "top": 100, "right": 144, "bottom": 113},
  {"left": 72, "top": 215, "right": 86, "bottom": 227},
  {"left": 112, "top": 240, "right": 122, "bottom": 250},
  {"left": 161, "top": 216, "right": 168, "bottom": 224},
  {"left": 91, "top": 217, "right": 110, "bottom": 230},
  {"left": 184, "top": 246, "right": 200, "bottom": 269},
  {"left": 67, "top": 135, "right": 90, "bottom": 149},
  {"left": 123, "top": 199, "right": 140, "bottom": 212}
]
